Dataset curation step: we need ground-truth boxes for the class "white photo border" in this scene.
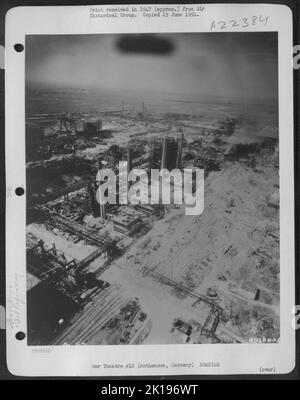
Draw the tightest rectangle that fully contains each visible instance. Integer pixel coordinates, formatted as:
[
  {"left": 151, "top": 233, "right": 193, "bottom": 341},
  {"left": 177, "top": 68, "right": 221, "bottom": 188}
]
[{"left": 5, "top": 3, "right": 295, "bottom": 376}]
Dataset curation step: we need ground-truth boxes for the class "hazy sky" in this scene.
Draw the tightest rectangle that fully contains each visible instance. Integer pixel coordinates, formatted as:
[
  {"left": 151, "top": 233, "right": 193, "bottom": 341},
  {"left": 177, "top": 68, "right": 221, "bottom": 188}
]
[{"left": 26, "top": 33, "right": 278, "bottom": 100}]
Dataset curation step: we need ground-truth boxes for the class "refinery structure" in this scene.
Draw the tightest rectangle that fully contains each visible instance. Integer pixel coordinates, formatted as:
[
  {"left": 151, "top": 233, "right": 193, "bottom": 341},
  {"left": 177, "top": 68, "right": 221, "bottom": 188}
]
[{"left": 26, "top": 95, "right": 280, "bottom": 346}]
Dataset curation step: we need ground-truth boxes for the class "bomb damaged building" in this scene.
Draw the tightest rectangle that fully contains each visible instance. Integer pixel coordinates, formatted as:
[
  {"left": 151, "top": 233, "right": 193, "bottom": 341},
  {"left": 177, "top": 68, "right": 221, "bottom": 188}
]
[{"left": 25, "top": 96, "right": 280, "bottom": 346}]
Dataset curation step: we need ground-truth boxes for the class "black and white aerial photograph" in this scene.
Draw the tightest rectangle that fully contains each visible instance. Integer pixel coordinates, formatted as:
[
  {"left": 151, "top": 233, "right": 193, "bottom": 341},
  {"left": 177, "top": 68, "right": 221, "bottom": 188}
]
[{"left": 25, "top": 32, "right": 280, "bottom": 346}]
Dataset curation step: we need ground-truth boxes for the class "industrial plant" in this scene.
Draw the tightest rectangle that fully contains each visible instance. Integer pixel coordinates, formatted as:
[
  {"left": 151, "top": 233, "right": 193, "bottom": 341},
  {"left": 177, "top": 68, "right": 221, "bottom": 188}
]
[{"left": 25, "top": 95, "right": 280, "bottom": 347}]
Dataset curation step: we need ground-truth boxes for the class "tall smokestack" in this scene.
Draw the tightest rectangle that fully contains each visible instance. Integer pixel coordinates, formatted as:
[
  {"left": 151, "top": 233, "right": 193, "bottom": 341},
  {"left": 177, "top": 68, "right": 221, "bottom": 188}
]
[
  {"left": 176, "top": 133, "right": 184, "bottom": 168},
  {"left": 100, "top": 203, "right": 106, "bottom": 223},
  {"left": 127, "top": 148, "right": 132, "bottom": 171},
  {"left": 161, "top": 137, "right": 167, "bottom": 169}
]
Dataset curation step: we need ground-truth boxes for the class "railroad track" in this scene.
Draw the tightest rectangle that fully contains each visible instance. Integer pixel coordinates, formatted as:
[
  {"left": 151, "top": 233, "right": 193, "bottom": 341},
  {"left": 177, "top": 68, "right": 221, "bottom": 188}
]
[
  {"left": 52, "top": 284, "right": 127, "bottom": 345},
  {"left": 51, "top": 284, "right": 119, "bottom": 344}
]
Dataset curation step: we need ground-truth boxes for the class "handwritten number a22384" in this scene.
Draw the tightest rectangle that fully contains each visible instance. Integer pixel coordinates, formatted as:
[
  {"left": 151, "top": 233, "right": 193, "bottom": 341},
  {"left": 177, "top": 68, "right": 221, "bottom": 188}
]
[{"left": 210, "top": 16, "right": 269, "bottom": 31}]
